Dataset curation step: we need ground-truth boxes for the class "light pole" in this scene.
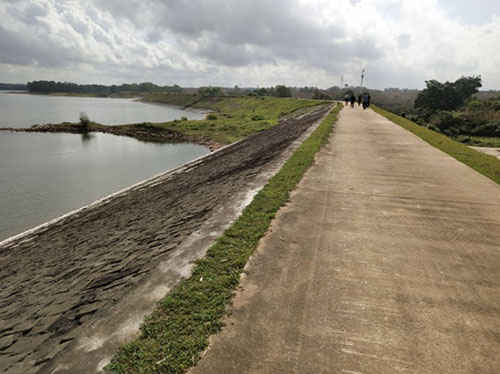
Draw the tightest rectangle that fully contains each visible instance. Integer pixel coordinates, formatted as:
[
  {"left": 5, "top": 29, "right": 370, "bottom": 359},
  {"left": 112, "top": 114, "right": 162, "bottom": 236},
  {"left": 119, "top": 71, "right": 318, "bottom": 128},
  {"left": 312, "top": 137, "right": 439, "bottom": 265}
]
[{"left": 360, "top": 69, "right": 365, "bottom": 93}]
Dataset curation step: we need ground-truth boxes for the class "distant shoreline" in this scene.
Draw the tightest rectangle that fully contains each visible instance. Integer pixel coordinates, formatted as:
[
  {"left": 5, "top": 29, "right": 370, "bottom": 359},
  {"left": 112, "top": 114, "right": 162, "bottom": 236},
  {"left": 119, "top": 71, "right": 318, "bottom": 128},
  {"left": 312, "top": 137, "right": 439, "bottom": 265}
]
[{"left": 2, "top": 90, "right": 142, "bottom": 98}]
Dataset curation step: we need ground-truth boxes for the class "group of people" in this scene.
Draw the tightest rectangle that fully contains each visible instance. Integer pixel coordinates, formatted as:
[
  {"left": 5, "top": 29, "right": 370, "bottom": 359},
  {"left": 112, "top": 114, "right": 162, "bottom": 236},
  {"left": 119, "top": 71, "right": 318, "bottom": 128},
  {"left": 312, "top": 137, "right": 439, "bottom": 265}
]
[{"left": 344, "top": 92, "right": 371, "bottom": 109}]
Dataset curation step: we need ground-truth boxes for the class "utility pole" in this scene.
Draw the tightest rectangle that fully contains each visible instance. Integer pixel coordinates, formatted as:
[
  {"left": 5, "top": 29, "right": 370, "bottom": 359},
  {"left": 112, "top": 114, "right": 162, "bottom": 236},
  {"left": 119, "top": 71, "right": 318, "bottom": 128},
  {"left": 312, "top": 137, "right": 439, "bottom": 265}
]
[
  {"left": 340, "top": 74, "right": 344, "bottom": 89},
  {"left": 360, "top": 69, "right": 365, "bottom": 93}
]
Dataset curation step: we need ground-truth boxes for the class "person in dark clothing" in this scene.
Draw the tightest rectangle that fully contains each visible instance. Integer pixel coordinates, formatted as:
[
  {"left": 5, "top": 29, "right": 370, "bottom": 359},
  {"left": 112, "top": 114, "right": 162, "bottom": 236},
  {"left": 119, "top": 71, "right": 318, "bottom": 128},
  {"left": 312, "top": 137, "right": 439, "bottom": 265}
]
[
  {"left": 358, "top": 94, "right": 362, "bottom": 106},
  {"left": 367, "top": 94, "right": 371, "bottom": 108},
  {"left": 350, "top": 94, "right": 356, "bottom": 108},
  {"left": 362, "top": 93, "right": 369, "bottom": 109}
]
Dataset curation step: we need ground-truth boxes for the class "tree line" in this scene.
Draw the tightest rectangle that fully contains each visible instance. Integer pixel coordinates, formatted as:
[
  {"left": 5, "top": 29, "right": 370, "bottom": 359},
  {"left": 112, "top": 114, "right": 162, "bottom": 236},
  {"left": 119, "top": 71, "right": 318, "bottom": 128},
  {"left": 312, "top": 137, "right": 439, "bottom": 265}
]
[
  {"left": 0, "top": 83, "right": 27, "bottom": 90},
  {"left": 410, "top": 76, "right": 500, "bottom": 139},
  {"left": 26, "top": 80, "right": 183, "bottom": 94}
]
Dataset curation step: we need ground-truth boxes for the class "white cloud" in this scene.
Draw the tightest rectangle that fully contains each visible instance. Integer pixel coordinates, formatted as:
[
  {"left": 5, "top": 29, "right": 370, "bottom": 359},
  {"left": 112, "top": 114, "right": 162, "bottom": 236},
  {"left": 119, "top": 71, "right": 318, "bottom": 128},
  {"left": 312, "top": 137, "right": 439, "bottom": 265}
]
[{"left": 0, "top": 0, "right": 499, "bottom": 89}]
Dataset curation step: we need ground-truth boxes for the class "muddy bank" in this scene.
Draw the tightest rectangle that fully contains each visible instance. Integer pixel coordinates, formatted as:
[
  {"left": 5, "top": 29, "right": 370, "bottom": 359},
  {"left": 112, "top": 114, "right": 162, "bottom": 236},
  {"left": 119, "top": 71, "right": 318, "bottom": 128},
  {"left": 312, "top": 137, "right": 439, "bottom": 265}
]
[
  {"left": 0, "top": 123, "right": 222, "bottom": 151},
  {"left": 0, "top": 104, "right": 332, "bottom": 373}
]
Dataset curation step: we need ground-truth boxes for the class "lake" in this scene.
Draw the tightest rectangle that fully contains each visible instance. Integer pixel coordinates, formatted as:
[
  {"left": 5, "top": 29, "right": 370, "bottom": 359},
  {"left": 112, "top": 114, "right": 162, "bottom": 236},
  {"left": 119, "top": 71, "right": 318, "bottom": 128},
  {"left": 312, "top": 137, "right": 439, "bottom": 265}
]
[
  {"left": 0, "top": 92, "right": 204, "bottom": 128},
  {"left": 0, "top": 93, "right": 210, "bottom": 241},
  {"left": 0, "top": 132, "right": 210, "bottom": 241}
]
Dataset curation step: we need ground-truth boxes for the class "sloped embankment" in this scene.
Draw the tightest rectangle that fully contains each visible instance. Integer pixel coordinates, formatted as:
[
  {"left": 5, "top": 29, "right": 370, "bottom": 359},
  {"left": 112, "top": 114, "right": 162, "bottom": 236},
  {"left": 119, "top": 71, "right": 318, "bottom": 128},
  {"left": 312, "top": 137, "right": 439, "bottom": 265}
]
[{"left": 0, "top": 103, "right": 332, "bottom": 374}]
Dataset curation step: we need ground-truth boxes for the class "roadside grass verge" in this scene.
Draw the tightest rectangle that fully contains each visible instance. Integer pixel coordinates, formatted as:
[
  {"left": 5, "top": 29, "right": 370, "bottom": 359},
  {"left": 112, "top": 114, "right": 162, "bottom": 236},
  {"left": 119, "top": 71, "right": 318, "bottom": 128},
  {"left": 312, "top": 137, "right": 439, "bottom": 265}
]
[
  {"left": 372, "top": 106, "right": 500, "bottom": 184},
  {"left": 104, "top": 104, "right": 341, "bottom": 374},
  {"left": 142, "top": 94, "right": 329, "bottom": 144}
]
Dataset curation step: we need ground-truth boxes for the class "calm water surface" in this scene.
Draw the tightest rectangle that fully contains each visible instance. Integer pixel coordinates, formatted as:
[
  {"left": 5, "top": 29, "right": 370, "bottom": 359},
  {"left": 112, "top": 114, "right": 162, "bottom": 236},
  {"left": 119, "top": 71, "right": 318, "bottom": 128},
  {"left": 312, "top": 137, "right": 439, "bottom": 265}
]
[
  {"left": 0, "top": 132, "right": 210, "bottom": 241},
  {"left": 0, "top": 92, "right": 204, "bottom": 127}
]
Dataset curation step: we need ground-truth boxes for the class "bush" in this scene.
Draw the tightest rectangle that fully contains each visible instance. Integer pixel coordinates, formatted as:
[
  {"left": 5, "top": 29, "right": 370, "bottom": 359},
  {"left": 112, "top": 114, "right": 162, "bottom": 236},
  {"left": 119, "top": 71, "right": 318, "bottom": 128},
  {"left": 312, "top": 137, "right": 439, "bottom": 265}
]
[
  {"left": 430, "top": 111, "right": 462, "bottom": 133},
  {"left": 79, "top": 112, "right": 90, "bottom": 132},
  {"left": 426, "top": 124, "right": 440, "bottom": 132},
  {"left": 180, "top": 116, "right": 187, "bottom": 121},
  {"left": 471, "top": 120, "right": 500, "bottom": 137},
  {"left": 206, "top": 113, "right": 218, "bottom": 120}
]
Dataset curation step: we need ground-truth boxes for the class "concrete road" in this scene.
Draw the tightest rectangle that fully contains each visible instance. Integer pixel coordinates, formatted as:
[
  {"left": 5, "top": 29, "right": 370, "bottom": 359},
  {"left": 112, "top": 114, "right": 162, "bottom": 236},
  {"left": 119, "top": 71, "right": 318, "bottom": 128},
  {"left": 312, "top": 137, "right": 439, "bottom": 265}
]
[{"left": 190, "top": 106, "right": 500, "bottom": 374}]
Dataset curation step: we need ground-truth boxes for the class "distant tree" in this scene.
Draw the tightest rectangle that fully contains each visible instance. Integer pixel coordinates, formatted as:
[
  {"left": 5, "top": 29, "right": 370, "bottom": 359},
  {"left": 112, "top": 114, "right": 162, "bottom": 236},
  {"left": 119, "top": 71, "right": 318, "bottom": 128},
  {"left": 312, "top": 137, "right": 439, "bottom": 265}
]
[
  {"left": 198, "top": 86, "right": 223, "bottom": 96},
  {"left": 26, "top": 80, "right": 184, "bottom": 95},
  {"left": 255, "top": 87, "right": 269, "bottom": 96},
  {"left": 275, "top": 85, "right": 292, "bottom": 98},
  {"left": 415, "top": 76, "right": 482, "bottom": 113},
  {"left": 0, "top": 83, "right": 27, "bottom": 90},
  {"left": 312, "top": 89, "right": 331, "bottom": 100}
]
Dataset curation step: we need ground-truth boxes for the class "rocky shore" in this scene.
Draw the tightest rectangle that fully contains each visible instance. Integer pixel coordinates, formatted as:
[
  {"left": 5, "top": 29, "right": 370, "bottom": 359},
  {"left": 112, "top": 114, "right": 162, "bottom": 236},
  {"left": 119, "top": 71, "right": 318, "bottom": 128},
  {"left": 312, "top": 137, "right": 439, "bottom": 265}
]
[{"left": 0, "top": 104, "right": 332, "bottom": 373}]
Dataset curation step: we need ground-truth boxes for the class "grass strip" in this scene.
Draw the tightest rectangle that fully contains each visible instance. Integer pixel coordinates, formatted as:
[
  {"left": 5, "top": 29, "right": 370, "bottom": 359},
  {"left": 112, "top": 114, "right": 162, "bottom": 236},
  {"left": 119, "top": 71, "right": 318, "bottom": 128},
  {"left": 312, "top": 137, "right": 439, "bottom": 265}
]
[
  {"left": 104, "top": 104, "right": 341, "bottom": 374},
  {"left": 143, "top": 94, "right": 329, "bottom": 144},
  {"left": 372, "top": 106, "right": 500, "bottom": 184}
]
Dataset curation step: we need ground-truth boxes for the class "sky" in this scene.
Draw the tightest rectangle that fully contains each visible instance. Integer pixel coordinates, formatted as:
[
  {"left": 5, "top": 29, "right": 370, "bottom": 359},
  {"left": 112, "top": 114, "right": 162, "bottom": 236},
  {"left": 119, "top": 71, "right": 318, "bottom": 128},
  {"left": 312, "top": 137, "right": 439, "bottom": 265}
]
[{"left": 1, "top": 0, "right": 500, "bottom": 90}]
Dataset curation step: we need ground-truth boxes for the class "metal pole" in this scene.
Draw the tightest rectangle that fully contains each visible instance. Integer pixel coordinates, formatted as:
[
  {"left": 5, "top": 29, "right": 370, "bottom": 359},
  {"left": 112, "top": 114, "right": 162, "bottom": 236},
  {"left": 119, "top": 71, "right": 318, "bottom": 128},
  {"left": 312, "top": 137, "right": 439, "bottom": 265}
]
[{"left": 360, "top": 69, "right": 365, "bottom": 93}]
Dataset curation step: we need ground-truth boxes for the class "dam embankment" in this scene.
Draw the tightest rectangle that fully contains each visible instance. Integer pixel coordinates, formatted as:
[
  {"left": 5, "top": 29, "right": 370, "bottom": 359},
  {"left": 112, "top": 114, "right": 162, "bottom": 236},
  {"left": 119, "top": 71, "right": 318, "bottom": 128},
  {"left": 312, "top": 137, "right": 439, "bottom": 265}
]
[{"left": 0, "top": 103, "right": 332, "bottom": 373}]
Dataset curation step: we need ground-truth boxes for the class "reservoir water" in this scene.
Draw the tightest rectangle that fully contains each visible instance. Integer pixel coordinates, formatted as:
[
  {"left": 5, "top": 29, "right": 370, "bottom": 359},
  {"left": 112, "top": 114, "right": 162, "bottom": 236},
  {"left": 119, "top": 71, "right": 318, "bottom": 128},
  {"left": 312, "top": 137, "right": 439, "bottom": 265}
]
[
  {"left": 0, "top": 92, "right": 204, "bottom": 128},
  {"left": 0, "top": 93, "right": 210, "bottom": 241},
  {"left": 0, "top": 132, "right": 210, "bottom": 241}
]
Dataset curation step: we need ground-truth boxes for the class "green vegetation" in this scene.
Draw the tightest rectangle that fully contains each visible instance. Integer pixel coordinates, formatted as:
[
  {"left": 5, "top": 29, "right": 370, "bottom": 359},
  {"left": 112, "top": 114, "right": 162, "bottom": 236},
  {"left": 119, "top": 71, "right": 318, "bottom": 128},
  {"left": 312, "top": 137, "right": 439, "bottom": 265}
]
[
  {"left": 455, "top": 136, "right": 500, "bottom": 147},
  {"left": 143, "top": 94, "right": 328, "bottom": 144},
  {"left": 374, "top": 77, "right": 500, "bottom": 149},
  {"left": 248, "top": 84, "right": 292, "bottom": 98},
  {"left": 274, "top": 84, "right": 292, "bottom": 97},
  {"left": 79, "top": 112, "right": 90, "bottom": 132},
  {"left": 26, "top": 80, "right": 183, "bottom": 95},
  {"left": 372, "top": 106, "right": 500, "bottom": 184},
  {"left": 0, "top": 83, "right": 26, "bottom": 90},
  {"left": 415, "top": 76, "right": 482, "bottom": 114},
  {"left": 197, "top": 86, "right": 223, "bottom": 96},
  {"left": 104, "top": 104, "right": 340, "bottom": 374}
]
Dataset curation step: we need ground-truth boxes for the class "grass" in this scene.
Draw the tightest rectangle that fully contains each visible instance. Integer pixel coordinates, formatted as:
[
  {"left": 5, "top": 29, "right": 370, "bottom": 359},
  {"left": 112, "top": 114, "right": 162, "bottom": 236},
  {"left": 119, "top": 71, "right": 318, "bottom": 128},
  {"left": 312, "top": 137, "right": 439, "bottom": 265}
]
[
  {"left": 372, "top": 106, "right": 500, "bottom": 184},
  {"left": 454, "top": 135, "right": 500, "bottom": 148},
  {"left": 27, "top": 95, "right": 328, "bottom": 147},
  {"left": 103, "top": 104, "right": 341, "bottom": 374},
  {"left": 142, "top": 94, "right": 329, "bottom": 144}
]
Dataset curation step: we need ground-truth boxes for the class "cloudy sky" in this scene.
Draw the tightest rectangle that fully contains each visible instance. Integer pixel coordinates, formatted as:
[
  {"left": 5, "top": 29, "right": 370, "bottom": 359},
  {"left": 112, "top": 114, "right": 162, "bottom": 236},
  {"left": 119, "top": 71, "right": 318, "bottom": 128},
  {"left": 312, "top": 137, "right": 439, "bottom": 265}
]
[{"left": 1, "top": 0, "right": 499, "bottom": 89}]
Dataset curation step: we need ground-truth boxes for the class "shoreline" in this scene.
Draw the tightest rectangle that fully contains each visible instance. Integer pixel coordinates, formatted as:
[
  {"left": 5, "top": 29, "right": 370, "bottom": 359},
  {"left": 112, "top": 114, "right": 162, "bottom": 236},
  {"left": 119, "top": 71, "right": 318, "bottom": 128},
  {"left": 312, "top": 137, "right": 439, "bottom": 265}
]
[{"left": 0, "top": 122, "right": 223, "bottom": 151}]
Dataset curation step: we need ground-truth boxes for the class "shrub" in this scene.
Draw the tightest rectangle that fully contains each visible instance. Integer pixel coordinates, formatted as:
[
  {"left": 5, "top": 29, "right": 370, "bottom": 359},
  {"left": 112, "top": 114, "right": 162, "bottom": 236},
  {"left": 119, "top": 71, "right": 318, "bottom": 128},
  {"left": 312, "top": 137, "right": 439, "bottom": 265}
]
[
  {"left": 206, "top": 113, "right": 218, "bottom": 120},
  {"left": 430, "top": 111, "right": 462, "bottom": 133},
  {"left": 79, "top": 112, "right": 90, "bottom": 132},
  {"left": 180, "top": 116, "right": 188, "bottom": 121},
  {"left": 471, "top": 120, "right": 500, "bottom": 137}
]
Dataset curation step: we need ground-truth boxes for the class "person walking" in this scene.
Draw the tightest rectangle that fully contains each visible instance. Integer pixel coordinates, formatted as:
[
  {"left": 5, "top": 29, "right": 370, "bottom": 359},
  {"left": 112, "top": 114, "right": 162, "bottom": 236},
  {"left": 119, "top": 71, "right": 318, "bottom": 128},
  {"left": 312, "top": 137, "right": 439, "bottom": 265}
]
[
  {"left": 350, "top": 94, "right": 356, "bottom": 108},
  {"left": 367, "top": 94, "right": 371, "bottom": 108},
  {"left": 344, "top": 93, "right": 350, "bottom": 106},
  {"left": 362, "top": 93, "right": 369, "bottom": 109},
  {"left": 358, "top": 94, "right": 362, "bottom": 106}
]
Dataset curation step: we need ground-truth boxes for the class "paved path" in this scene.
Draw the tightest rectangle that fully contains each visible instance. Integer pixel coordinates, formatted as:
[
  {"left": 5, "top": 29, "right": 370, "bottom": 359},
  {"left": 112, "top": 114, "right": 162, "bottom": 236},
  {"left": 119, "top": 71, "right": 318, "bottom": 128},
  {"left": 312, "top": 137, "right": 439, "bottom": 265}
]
[{"left": 190, "top": 106, "right": 500, "bottom": 374}]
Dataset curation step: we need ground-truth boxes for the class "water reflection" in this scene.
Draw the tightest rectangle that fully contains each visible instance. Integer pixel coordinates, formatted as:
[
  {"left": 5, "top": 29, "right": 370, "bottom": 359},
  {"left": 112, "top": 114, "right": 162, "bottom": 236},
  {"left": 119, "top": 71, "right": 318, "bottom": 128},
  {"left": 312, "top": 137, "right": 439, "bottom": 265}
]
[
  {"left": 81, "top": 132, "right": 94, "bottom": 142},
  {"left": 0, "top": 132, "right": 210, "bottom": 240}
]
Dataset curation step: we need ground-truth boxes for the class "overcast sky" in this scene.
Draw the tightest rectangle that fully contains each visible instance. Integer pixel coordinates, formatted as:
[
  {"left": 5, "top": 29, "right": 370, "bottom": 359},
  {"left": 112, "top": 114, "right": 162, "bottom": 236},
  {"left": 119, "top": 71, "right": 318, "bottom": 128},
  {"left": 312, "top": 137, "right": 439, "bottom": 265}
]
[{"left": 1, "top": 0, "right": 499, "bottom": 89}]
